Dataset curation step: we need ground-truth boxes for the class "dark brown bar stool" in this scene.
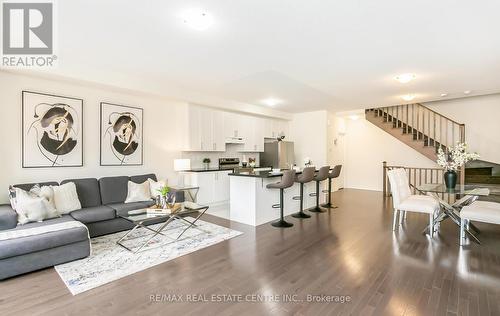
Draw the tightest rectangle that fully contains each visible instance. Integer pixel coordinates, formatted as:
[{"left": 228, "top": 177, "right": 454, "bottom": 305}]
[
  {"left": 309, "top": 166, "right": 330, "bottom": 213},
  {"left": 322, "top": 165, "right": 342, "bottom": 209},
  {"left": 292, "top": 167, "right": 316, "bottom": 219},
  {"left": 266, "top": 169, "right": 296, "bottom": 228}
]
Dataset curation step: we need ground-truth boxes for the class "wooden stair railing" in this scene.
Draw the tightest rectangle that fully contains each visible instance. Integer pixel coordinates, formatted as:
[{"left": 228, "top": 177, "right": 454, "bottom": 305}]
[
  {"left": 382, "top": 161, "right": 458, "bottom": 203},
  {"left": 366, "top": 103, "right": 466, "bottom": 185}
]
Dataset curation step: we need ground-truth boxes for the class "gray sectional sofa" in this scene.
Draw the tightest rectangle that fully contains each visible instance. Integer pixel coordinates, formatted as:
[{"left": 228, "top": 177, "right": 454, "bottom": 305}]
[{"left": 0, "top": 173, "right": 184, "bottom": 280}]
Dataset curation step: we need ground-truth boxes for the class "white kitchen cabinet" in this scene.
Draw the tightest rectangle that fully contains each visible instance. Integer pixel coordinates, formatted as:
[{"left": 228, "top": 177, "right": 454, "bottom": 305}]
[
  {"left": 199, "top": 106, "right": 213, "bottom": 152},
  {"left": 263, "top": 118, "right": 275, "bottom": 139},
  {"left": 184, "top": 104, "right": 289, "bottom": 153},
  {"left": 184, "top": 105, "right": 202, "bottom": 151},
  {"left": 238, "top": 116, "right": 264, "bottom": 152},
  {"left": 263, "top": 118, "right": 290, "bottom": 140},
  {"left": 224, "top": 112, "right": 246, "bottom": 138},
  {"left": 278, "top": 120, "right": 290, "bottom": 139},
  {"left": 184, "top": 105, "right": 226, "bottom": 152},
  {"left": 213, "top": 171, "right": 231, "bottom": 202},
  {"left": 184, "top": 171, "right": 231, "bottom": 205},
  {"left": 212, "top": 110, "right": 225, "bottom": 151}
]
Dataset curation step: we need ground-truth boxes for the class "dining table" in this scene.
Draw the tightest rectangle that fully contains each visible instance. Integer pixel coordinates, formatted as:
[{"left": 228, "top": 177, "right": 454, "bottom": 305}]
[{"left": 416, "top": 183, "right": 491, "bottom": 244}]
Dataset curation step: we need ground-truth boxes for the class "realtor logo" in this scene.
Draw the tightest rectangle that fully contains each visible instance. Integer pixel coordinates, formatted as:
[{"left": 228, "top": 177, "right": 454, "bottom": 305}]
[{"left": 2, "top": 1, "right": 56, "bottom": 67}]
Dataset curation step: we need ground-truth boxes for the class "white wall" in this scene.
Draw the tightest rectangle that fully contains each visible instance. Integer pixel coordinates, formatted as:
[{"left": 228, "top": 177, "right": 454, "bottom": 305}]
[
  {"left": 327, "top": 112, "right": 346, "bottom": 190},
  {"left": 289, "top": 111, "right": 328, "bottom": 168},
  {"left": 326, "top": 112, "right": 436, "bottom": 192},
  {"left": 0, "top": 71, "right": 188, "bottom": 204},
  {"left": 424, "top": 93, "right": 500, "bottom": 164}
]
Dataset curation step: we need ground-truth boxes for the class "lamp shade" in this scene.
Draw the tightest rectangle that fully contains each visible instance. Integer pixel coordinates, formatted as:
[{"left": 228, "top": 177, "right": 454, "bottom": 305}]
[{"left": 174, "top": 159, "right": 191, "bottom": 171}]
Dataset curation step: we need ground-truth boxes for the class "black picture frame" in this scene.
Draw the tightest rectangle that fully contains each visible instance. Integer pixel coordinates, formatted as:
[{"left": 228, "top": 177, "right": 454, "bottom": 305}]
[
  {"left": 22, "top": 90, "right": 84, "bottom": 168},
  {"left": 100, "top": 102, "right": 144, "bottom": 166}
]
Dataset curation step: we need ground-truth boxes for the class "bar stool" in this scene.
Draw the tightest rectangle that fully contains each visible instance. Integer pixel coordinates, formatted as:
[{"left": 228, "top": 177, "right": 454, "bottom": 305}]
[
  {"left": 322, "top": 165, "right": 342, "bottom": 209},
  {"left": 266, "top": 169, "right": 296, "bottom": 228},
  {"left": 292, "top": 167, "right": 316, "bottom": 219},
  {"left": 309, "top": 166, "right": 330, "bottom": 213}
]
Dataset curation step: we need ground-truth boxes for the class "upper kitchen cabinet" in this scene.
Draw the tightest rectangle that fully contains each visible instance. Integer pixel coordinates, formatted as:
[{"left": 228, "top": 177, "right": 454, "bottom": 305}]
[
  {"left": 277, "top": 120, "right": 290, "bottom": 140},
  {"left": 264, "top": 118, "right": 291, "bottom": 140},
  {"left": 223, "top": 112, "right": 247, "bottom": 139},
  {"left": 237, "top": 116, "right": 265, "bottom": 152},
  {"left": 184, "top": 104, "right": 288, "bottom": 152},
  {"left": 183, "top": 104, "right": 226, "bottom": 152}
]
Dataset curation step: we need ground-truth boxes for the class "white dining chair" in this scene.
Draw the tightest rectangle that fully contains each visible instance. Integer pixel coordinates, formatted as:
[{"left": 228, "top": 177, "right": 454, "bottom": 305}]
[
  {"left": 460, "top": 201, "right": 500, "bottom": 245},
  {"left": 387, "top": 168, "right": 441, "bottom": 237}
]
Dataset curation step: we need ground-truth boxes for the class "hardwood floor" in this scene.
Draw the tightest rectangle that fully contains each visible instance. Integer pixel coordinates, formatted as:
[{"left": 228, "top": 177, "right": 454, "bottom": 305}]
[{"left": 2, "top": 189, "right": 500, "bottom": 316}]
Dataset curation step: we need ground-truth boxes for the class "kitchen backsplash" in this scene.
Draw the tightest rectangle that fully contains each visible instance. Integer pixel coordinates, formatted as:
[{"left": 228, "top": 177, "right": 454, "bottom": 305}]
[{"left": 181, "top": 144, "right": 260, "bottom": 168}]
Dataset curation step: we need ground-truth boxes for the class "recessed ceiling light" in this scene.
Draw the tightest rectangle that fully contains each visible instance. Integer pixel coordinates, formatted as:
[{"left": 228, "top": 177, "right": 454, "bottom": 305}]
[
  {"left": 349, "top": 115, "right": 360, "bottom": 121},
  {"left": 440, "top": 93, "right": 448, "bottom": 97},
  {"left": 395, "top": 73, "right": 416, "bottom": 84},
  {"left": 401, "top": 94, "right": 416, "bottom": 101},
  {"left": 261, "top": 98, "right": 283, "bottom": 107},
  {"left": 464, "top": 90, "right": 471, "bottom": 95},
  {"left": 181, "top": 9, "right": 214, "bottom": 30}
]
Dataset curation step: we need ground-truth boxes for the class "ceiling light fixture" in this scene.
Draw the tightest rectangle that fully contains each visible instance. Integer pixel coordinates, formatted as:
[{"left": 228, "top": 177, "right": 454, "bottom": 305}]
[
  {"left": 349, "top": 115, "right": 360, "bottom": 121},
  {"left": 440, "top": 93, "right": 448, "bottom": 97},
  {"left": 181, "top": 9, "right": 214, "bottom": 30},
  {"left": 395, "top": 73, "right": 416, "bottom": 84},
  {"left": 464, "top": 90, "right": 471, "bottom": 95},
  {"left": 401, "top": 94, "right": 416, "bottom": 101},
  {"left": 261, "top": 98, "right": 283, "bottom": 107}
]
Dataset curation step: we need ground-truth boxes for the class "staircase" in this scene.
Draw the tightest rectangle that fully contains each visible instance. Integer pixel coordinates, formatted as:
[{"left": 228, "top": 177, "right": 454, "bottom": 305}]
[{"left": 365, "top": 103, "right": 465, "bottom": 161}]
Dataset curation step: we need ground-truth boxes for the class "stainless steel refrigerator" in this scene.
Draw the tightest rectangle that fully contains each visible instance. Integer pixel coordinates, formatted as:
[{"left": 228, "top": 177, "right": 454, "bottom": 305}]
[{"left": 260, "top": 141, "right": 295, "bottom": 169}]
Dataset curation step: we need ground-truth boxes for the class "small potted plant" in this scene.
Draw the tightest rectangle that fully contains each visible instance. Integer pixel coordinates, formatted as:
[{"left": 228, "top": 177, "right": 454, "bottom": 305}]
[
  {"left": 437, "top": 142, "right": 479, "bottom": 189},
  {"left": 156, "top": 186, "right": 171, "bottom": 208},
  {"left": 203, "top": 158, "right": 211, "bottom": 169}
]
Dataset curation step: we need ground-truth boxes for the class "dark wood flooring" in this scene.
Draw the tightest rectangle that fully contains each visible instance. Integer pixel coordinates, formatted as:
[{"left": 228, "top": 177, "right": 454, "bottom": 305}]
[{"left": 2, "top": 189, "right": 500, "bottom": 316}]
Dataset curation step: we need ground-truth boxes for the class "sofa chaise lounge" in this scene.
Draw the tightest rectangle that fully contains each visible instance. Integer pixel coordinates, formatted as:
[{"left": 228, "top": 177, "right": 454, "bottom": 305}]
[{"left": 0, "top": 173, "right": 184, "bottom": 280}]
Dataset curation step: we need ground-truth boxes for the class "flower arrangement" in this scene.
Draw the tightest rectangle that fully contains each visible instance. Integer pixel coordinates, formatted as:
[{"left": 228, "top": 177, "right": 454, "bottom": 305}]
[
  {"left": 304, "top": 157, "right": 312, "bottom": 166},
  {"left": 436, "top": 142, "right": 479, "bottom": 171},
  {"left": 202, "top": 158, "right": 211, "bottom": 164}
]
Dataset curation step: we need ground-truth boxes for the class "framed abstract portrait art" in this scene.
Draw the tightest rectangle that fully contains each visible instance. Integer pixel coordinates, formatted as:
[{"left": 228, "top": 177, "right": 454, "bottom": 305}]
[
  {"left": 100, "top": 102, "right": 143, "bottom": 166},
  {"left": 22, "top": 91, "right": 83, "bottom": 168}
]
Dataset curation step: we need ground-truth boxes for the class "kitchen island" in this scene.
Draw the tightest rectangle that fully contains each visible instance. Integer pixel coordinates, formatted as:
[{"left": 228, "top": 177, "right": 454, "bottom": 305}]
[{"left": 228, "top": 169, "right": 326, "bottom": 226}]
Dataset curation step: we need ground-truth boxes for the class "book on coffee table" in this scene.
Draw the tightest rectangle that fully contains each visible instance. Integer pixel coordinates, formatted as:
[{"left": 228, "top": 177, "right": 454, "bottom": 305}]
[{"left": 146, "top": 203, "right": 182, "bottom": 215}]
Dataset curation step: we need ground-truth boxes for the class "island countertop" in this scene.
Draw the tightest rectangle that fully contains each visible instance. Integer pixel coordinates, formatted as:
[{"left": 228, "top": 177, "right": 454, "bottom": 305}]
[
  {"left": 228, "top": 167, "right": 332, "bottom": 178},
  {"left": 228, "top": 170, "right": 287, "bottom": 178},
  {"left": 184, "top": 166, "right": 269, "bottom": 173}
]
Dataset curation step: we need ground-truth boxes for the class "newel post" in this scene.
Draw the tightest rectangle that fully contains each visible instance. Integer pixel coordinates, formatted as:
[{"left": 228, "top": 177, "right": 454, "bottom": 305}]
[{"left": 383, "top": 161, "right": 387, "bottom": 196}]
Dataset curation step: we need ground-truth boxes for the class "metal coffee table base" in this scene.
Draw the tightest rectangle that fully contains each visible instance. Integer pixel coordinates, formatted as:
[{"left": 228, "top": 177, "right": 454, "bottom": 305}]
[{"left": 117, "top": 205, "right": 209, "bottom": 253}]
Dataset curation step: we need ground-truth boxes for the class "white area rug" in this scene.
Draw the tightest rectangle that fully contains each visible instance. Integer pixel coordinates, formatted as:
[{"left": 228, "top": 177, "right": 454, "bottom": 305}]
[{"left": 55, "top": 218, "right": 242, "bottom": 295}]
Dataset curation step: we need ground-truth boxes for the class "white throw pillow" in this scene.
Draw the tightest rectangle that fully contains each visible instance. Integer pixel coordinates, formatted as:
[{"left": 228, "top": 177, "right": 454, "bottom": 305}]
[
  {"left": 14, "top": 188, "right": 59, "bottom": 224},
  {"left": 125, "top": 180, "right": 152, "bottom": 203},
  {"left": 53, "top": 182, "right": 82, "bottom": 214},
  {"left": 39, "top": 185, "right": 57, "bottom": 214},
  {"left": 148, "top": 179, "right": 167, "bottom": 198}
]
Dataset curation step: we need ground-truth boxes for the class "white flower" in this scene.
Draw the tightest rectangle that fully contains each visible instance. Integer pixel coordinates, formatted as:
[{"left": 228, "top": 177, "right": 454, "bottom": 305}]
[
  {"left": 436, "top": 142, "right": 480, "bottom": 171},
  {"left": 304, "top": 157, "right": 312, "bottom": 165}
]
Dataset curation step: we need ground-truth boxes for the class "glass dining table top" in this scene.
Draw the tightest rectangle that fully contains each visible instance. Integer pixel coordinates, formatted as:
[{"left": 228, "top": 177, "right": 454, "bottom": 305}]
[{"left": 416, "top": 183, "right": 490, "bottom": 196}]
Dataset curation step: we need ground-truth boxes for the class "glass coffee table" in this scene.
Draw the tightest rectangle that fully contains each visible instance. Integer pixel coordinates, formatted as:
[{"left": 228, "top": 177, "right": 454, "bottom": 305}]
[{"left": 116, "top": 202, "right": 209, "bottom": 253}]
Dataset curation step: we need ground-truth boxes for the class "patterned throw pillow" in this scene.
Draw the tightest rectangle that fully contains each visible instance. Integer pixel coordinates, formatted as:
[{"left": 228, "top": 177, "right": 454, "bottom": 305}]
[
  {"left": 14, "top": 187, "right": 60, "bottom": 224},
  {"left": 8, "top": 185, "right": 17, "bottom": 210}
]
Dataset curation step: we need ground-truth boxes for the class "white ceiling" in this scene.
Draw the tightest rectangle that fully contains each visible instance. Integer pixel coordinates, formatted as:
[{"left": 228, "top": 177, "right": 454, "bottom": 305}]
[{"left": 37, "top": 0, "right": 500, "bottom": 113}]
